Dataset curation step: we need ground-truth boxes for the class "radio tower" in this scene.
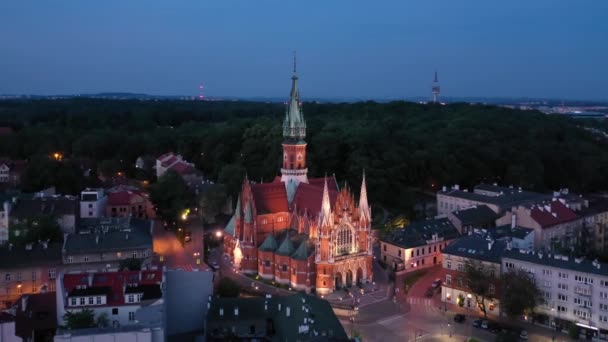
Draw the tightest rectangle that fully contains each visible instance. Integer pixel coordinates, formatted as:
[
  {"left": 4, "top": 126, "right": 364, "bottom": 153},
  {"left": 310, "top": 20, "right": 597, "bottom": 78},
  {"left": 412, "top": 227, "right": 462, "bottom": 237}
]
[
  {"left": 198, "top": 84, "right": 205, "bottom": 101},
  {"left": 431, "top": 70, "right": 440, "bottom": 103}
]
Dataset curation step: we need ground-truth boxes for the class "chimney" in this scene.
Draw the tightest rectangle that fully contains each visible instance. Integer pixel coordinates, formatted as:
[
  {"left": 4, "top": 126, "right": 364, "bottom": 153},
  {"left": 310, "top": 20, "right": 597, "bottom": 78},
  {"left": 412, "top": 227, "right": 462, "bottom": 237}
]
[
  {"left": 455, "top": 184, "right": 460, "bottom": 190},
  {"left": 511, "top": 213, "right": 516, "bottom": 229},
  {"left": 278, "top": 303, "right": 282, "bottom": 311},
  {"left": 25, "top": 243, "right": 33, "bottom": 251},
  {"left": 488, "top": 240, "right": 493, "bottom": 251},
  {"left": 219, "top": 308, "right": 224, "bottom": 316},
  {"left": 506, "top": 240, "right": 512, "bottom": 251},
  {"left": 234, "top": 307, "right": 239, "bottom": 316},
  {"left": 125, "top": 233, "right": 129, "bottom": 240},
  {"left": 95, "top": 235, "right": 99, "bottom": 245},
  {"left": 264, "top": 301, "right": 268, "bottom": 311},
  {"left": 9, "top": 243, "right": 12, "bottom": 251},
  {"left": 286, "top": 306, "right": 291, "bottom": 317},
  {"left": 442, "top": 186, "right": 447, "bottom": 192}
]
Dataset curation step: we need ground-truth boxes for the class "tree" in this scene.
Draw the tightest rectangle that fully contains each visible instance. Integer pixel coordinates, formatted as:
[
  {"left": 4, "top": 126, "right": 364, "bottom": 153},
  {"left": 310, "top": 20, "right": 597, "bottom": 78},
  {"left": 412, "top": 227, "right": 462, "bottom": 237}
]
[
  {"left": 501, "top": 269, "right": 543, "bottom": 318},
  {"left": 217, "top": 277, "right": 241, "bottom": 298},
  {"left": 464, "top": 260, "right": 495, "bottom": 318},
  {"left": 197, "top": 184, "right": 228, "bottom": 224},
  {"left": 96, "top": 312, "right": 110, "bottom": 328},
  {"left": 119, "top": 258, "right": 142, "bottom": 271},
  {"left": 64, "top": 309, "right": 96, "bottom": 329},
  {"left": 150, "top": 170, "right": 194, "bottom": 223},
  {"left": 9, "top": 215, "right": 62, "bottom": 246}
]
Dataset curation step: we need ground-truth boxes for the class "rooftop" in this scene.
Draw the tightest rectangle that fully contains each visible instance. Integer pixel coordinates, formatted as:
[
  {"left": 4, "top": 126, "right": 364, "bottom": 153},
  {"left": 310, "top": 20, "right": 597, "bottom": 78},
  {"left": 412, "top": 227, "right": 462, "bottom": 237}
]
[
  {"left": 492, "top": 225, "right": 534, "bottom": 240},
  {"left": 442, "top": 234, "right": 507, "bottom": 264},
  {"left": 11, "top": 196, "right": 78, "bottom": 218},
  {"left": 439, "top": 184, "right": 548, "bottom": 210},
  {"left": 503, "top": 249, "right": 608, "bottom": 278},
  {"left": 529, "top": 199, "right": 579, "bottom": 228},
  {"left": 65, "top": 217, "right": 152, "bottom": 255},
  {"left": 450, "top": 205, "right": 498, "bottom": 226},
  {"left": 0, "top": 242, "right": 62, "bottom": 269},
  {"left": 207, "top": 293, "right": 348, "bottom": 341},
  {"left": 382, "top": 217, "right": 460, "bottom": 249}
]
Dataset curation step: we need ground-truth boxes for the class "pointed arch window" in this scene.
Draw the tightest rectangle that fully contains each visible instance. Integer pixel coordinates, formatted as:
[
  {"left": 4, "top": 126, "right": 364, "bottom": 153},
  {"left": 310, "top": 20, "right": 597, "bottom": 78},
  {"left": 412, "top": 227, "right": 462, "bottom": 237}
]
[{"left": 336, "top": 224, "right": 353, "bottom": 256}]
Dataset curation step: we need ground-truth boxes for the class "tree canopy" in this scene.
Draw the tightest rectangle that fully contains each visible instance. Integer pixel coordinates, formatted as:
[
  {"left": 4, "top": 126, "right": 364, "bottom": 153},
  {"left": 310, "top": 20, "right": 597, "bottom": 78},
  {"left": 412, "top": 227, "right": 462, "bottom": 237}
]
[
  {"left": 64, "top": 309, "right": 96, "bottom": 330},
  {"left": 149, "top": 170, "right": 194, "bottom": 224},
  {"left": 2, "top": 99, "right": 607, "bottom": 214},
  {"left": 501, "top": 269, "right": 543, "bottom": 318},
  {"left": 464, "top": 260, "right": 496, "bottom": 318}
]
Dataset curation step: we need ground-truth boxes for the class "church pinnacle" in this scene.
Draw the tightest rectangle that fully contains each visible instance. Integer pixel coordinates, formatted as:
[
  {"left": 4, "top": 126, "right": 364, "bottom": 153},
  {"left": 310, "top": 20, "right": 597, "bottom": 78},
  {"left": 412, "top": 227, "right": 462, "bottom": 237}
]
[
  {"left": 283, "top": 51, "right": 306, "bottom": 141},
  {"left": 359, "top": 170, "right": 371, "bottom": 223},
  {"left": 319, "top": 176, "right": 333, "bottom": 228}
]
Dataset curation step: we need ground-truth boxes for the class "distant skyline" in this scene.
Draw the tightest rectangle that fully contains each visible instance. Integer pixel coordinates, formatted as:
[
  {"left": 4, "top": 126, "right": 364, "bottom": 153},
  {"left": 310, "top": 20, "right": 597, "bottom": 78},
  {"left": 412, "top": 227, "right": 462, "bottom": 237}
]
[{"left": 0, "top": 1, "right": 607, "bottom": 101}]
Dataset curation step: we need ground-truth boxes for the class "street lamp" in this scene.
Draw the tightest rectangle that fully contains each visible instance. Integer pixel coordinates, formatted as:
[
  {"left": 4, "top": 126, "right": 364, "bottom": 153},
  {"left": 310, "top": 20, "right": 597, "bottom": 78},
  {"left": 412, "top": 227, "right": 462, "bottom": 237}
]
[{"left": 215, "top": 230, "right": 223, "bottom": 238}]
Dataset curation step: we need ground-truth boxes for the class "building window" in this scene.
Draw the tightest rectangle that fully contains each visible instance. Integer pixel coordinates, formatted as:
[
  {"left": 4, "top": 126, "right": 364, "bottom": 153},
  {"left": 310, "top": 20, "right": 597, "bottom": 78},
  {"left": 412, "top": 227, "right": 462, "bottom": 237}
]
[
  {"left": 543, "top": 269, "right": 552, "bottom": 277},
  {"left": 96, "top": 297, "right": 102, "bottom": 304},
  {"left": 557, "top": 305, "right": 567, "bottom": 313},
  {"left": 558, "top": 272, "right": 568, "bottom": 279},
  {"left": 128, "top": 295, "right": 134, "bottom": 303},
  {"left": 398, "top": 250, "right": 401, "bottom": 257},
  {"left": 293, "top": 267, "right": 296, "bottom": 275},
  {"left": 133, "top": 251, "right": 138, "bottom": 258},
  {"left": 558, "top": 294, "right": 567, "bottom": 302},
  {"left": 4, "top": 273, "right": 10, "bottom": 281},
  {"left": 282, "top": 264, "right": 287, "bottom": 272},
  {"left": 117, "top": 252, "right": 122, "bottom": 258},
  {"left": 84, "top": 256, "right": 89, "bottom": 262},
  {"left": 457, "top": 277, "right": 463, "bottom": 287},
  {"left": 88, "top": 203, "right": 93, "bottom": 208},
  {"left": 457, "top": 263, "right": 463, "bottom": 272},
  {"left": 335, "top": 224, "right": 353, "bottom": 256},
  {"left": 434, "top": 245, "right": 437, "bottom": 253},
  {"left": 89, "top": 297, "right": 94, "bottom": 305},
  {"left": 49, "top": 269, "right": 56, "bottom": 280},
  {"left": 16, "top": 272, "right": 22, "bottom": 281},
  {"left": 67, "top": 256, "right": 73, "bottom": 264},
  {"left": 446, "top": 275, "right": 452, "bottom": 285},
  {"left": 112, "top": 308, "right": 118, "bottom": 315},
  {"left": 428, "top": 247, "right": 431, "bottom": 254},
  {"left": 489, "top": 284, "right": 495, "bottom": 295},
  {"left": 447, "top": 261, "right": 452, "bottom": 269},
  {"left": 558, "top": 283, "right": 568, "bottom": 290},
  {"left": 71, "top": 298, "right": 76, "bottom": 306},
  {"left": 417, "top": 249, "right": 419, "bottom": 257},
  {"left": 323, "top": 281, "right": 326, "bottom": 286},
  {"left": 410, "top": 250, "right": 414, "bottom": 258},
  {"left": 80, "top": 298, "right": 85, "bottom": 305},
  {"left": 265, "top": 260, "right": 271, "bottom": 267},
  {"left": 32, "top": 271, "right": 37, "bottom": 281},
  {"left": 129, "top": 312, "right": 135, "bottom": 321}
]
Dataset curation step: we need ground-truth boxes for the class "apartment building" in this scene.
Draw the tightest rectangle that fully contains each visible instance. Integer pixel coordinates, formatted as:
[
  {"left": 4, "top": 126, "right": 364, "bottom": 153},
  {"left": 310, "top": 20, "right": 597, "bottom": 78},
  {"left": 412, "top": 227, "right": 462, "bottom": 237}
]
[
  {"left": 80, "top": 188, "right": 107, "bottom": 218},
  {"left": 503, "top": 249, "right": 608, "bottom": 340},
  {"left": 380, "top": 217, "right": 459, "bottom": 273}
]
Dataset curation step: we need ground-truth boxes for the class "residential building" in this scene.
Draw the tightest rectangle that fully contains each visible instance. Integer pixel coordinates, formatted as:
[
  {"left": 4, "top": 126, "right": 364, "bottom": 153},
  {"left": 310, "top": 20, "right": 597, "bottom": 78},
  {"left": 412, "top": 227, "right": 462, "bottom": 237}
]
[
  {"left": 224, "top": 62, "right": 373, "bottom": 295},
  {"left": 577, "top": 196, "right": 608, "bottom": 254},
  {"left": 497, "top": 198, "right": 582, "bottom": 251},
  {"left": 106, "top": 186, "right": 153, "bottom": 219},
  {"left": 10, "top": 196, "right": 79, "bottom": 234},
  {"left": 0, "top": 159, "right": 27, "bottom": 185},
  {"left": 380, "top": 217, "right": 459, "bottom": 273},
  {"left": 155, "top": 153, "right": 195, "bottom": 179},
  {"left": 79, "top": 188, "right": 107, "bottom": 219},
  {"left": 437, "top": 183, "right": 547, "bottom": 216},
  {"left": 63, "top": 217, "right": 153, "bottom": 272},
  {"left": 502, "top": 249, "right": 608, "bottom": 340},
  {"left": 164, "top": 270, "right": 214, "bottom": 341},
  {"left": 0, "top": 242, "right": 62, "bottom": 309},
  {"left": 56, "top": 269, "right": 164, "bottom": 329},
  {"left": 491, "top": 224, "right": 535, "bottom": 250},
  {"left": 0, "top": 200, "right": 9, "bottom": 243},
  {"left": 0, "top": 312, "right": 15, "bottom": 342},
  {"left": 206, "top": 293, "right": 349, "bottom": 341},
  {"left": 441, "top": 235, "right": 506, "bottom": 317},
  {"left": 446, "top": 205, "right": 498, "bottom": 234},
  {"left": 15, "top": 292, "right": 57, "bottom": 342},
  {"left": 54, "top": 325, "right": 163, "bottom": 342}
]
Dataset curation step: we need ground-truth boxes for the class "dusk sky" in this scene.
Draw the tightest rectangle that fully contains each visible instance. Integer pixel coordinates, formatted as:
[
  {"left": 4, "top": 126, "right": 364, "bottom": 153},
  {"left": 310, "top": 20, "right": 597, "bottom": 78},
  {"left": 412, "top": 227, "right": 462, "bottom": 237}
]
[{"left": 1, "top": 1, "right": 607, "bottom": 100}]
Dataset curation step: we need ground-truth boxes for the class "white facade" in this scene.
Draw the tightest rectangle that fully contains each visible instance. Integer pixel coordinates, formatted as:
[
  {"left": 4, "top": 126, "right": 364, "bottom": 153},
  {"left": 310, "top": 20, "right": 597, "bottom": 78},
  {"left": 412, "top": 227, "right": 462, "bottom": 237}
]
[
  {"left": 503, "top": 252, "right": 608, "bottom": 339},
  {"left": 80, "top": 189, "right": 107, "bottom": 219},
  {"left": 0, "top": 318, "right": 15, "bottom": 342},
  {"left": 0, "top": 164, "right": 9, "bottom": 183},
  {"left": 54, "top": 326, "right": 163, "bottom": 342}
]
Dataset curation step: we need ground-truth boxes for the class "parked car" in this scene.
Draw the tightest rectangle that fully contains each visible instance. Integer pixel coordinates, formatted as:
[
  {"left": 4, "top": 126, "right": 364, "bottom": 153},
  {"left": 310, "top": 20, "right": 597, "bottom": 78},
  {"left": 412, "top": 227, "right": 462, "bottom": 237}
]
[
  {"left": 453, "top": 314, "right": 466, "bottom": 323},
  {"left": 210, "top": 262, "right": 220, "bottom": 271},
  {"left": 481, "top": 320, "right": 489, "bottom": 329},
  {"left": 431, "top": 278, "right": 442, "bottom": 288},
  {"left": 472, "top": 319, "right": 482, "bottom": 328},
  {"left": 519, "top": 330, "right": 528, "bottom": 340}
]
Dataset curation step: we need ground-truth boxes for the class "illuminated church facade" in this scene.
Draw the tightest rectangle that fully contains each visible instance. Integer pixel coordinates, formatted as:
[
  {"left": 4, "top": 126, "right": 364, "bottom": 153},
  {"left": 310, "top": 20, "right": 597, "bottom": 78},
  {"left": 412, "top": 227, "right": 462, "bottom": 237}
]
[{"left": 223, "top": 60, "right": 373, "bottom": 294}]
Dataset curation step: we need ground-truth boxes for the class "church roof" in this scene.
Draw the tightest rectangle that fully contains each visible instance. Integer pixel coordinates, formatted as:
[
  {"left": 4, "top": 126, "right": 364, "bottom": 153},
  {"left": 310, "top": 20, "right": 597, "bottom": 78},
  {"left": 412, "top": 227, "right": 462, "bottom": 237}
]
[
  {"left": 275, "top": 235, "right": 296, "bottom": 256},
  {"left": 251, "top": 182, "right": 289, "bottom": 214},
  {"left": 292, "top": 178, "right": 338, "bottom": 217},
  {"left": 224, "top": 215, "right": 236, "bottom": 237},
  {"left": 259, "top": 234, "right": 278, "bottom": 252},
  {"left": 291, "top": 238, "right": 312, "bottom": 260}
]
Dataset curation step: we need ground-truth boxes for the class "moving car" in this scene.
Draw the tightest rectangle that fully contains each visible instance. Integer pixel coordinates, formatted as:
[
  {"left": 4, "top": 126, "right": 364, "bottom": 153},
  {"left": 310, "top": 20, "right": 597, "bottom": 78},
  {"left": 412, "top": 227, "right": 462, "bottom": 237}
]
[
  {"left": 453, "top": 314, "right": 466, "bottom": 323},
  {"left": 425, "top": 287, "right": 435, "bottom": 298},
  {"left": 184, "top": 231, "right": 192, "bottom": 242},
  {"left": 481, "top": 320, "right": 489, "bottom": 329},
  {"left": 472, "top": 319, "right": 482, "bottom": 328},
  {"left": 431, "top": 279, "right": 442, "bottom": 288},
  {"left": 210, "top": 261, "right": 220, "bottom": 271},
  {"left": 519, "top": 330, "right": 528, "bottom": 340}
]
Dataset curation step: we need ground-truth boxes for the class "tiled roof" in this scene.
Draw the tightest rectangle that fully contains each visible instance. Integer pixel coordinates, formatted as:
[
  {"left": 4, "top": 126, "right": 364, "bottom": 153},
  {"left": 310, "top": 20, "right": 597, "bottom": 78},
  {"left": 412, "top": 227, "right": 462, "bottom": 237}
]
[
  {"left": 439, "top": 186, "right": 548, "bottom": 210},
  {"left": 291, "top": 239, "right": 312, "bottom": 260},
  {"left": 442, "top": 234, "right": 507, "bottom": 264},
  {"left": 451, "top": 205, "right": 497, "bottom": 226},
  {"left": 207, "top": 293, "right": 348, "bottom": 341},
  {"left": 224, "top": 215, "right": 236, "bottom": 237},
  {"left": 65, "top": 218, "right": 152, "bottom": 255},
  {"left": 0, "top": 243, "right": 62, "bottom": 269},
  {"left": 503, "top": 249, "right": 608, "bottom": 277},
  {"left": 492, "top": 225, "right": 534, "bottom": 240},
  {"left": 382, "top": 217, "right": 460, "bottom": 249},
  {"left": 251, "top": 182, "right": 289, "bottom": 214},
  {"left": 106, "top": 189, "right": 147, "bottom": 206},
  {"left": 170, "top": 161, "right": 196, "bottom": 175},
  {"left": 578, "top": 196, "right": 608, "bottom": 217},
  {"left": 530, "top": 199, "right": 579, "bottom": 228},
  {"left": 275, "top": 235, "right": 295, "bottom": 256},
  {"left": 292, "top": 181, "right": 338, "bottom": 217}
]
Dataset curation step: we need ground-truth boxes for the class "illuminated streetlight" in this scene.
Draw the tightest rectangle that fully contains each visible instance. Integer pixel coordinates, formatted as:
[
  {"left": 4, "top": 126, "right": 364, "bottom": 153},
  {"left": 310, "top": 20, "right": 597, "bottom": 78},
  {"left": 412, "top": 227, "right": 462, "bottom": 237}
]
[{"left": 215, "top": 231, "right": 223, "bottom": 238}]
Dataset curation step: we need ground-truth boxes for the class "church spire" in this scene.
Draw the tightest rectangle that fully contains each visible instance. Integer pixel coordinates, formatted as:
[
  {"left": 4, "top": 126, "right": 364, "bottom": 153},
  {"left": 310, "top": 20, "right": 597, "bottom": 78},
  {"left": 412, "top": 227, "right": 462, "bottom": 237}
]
[
  {"left": 283, "top": 51, "right": 306, "bottom": 141},
  {"left": 319, "top": 176, "right": 333, "bottom": 228},
  {"left": 359, "top": 170, "right": 371, "bottom": 223},
  {"left": 234, "top": 194, "right": 242, "bottom": 219}
]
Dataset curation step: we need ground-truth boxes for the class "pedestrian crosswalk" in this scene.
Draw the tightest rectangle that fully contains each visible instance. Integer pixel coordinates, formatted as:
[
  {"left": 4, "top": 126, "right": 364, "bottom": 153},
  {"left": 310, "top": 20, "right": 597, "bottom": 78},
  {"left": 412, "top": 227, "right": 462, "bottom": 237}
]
[
  {"left": 407, "top": 297, "right": 432, "bottom": 306},
  {"left": 377, "top": 314, "right": 405, "bottom": 327}
]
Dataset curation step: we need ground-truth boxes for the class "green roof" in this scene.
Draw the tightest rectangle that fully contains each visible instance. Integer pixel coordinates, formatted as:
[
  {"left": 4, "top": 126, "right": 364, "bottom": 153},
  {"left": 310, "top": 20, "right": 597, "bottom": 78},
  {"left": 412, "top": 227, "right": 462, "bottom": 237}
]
[
  {"left": 224, "top": 215, "right": 236, "bottom": 237},
  {"left": 234, "top": 195, "right": 241, "bottom": 219},
  {"left": 244, "top": 201, "right": 253, "bottom": 224},
  {"left": 275, "top": 236, "right": 295, "bottom": 256},
  {"left": 259, "top": 234, "right": 278, "bottom": 251},
  {"left": 291, "top": 239, "right": 311, "bottom": 260}
]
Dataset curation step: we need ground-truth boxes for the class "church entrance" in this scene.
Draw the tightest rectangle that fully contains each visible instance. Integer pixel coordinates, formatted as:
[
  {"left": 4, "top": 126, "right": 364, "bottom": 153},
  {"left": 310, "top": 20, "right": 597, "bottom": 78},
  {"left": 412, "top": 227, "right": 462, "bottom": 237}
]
[
  {"left": 335, "top": 272, "right": 343, "bottom": 289},
  {"left": 356, "top": 268, "right": 363, "bottom": 285},
  {"left": 346, "top": 270, "right": 353, "bottom": 288}
]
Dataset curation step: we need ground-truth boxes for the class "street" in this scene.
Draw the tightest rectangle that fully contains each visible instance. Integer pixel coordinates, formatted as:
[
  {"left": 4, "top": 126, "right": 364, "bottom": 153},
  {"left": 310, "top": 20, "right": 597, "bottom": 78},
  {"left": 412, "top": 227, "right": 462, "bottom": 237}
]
[{"left": 152, "top": 218, "right": 206, "bottom": 271}]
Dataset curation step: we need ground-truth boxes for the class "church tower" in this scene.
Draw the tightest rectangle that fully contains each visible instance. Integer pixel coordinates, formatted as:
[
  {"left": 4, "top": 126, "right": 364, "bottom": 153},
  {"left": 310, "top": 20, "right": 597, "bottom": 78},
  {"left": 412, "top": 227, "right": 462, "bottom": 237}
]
[{"left": 281, "top": 53, "right": 308, "bottom": 204}]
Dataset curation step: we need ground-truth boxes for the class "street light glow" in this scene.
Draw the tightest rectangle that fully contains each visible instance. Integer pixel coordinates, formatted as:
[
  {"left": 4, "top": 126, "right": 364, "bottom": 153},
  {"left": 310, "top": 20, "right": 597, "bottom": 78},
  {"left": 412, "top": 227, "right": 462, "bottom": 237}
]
[{"left": 215, "top": 231, "right": 223, "bottom": 238}]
